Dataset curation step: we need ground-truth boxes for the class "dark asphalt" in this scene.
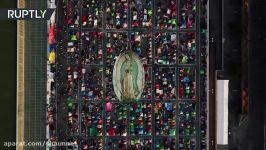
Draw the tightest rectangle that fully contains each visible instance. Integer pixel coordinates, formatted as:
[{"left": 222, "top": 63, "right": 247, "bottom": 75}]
[
  {"left": 209, "top": 0, "right": 222, "bottom": 149},
  {"left": 223, "top": 0, "right": 266, "bottom": 150},
  {"left": 210, "top": 0, "right": 266, "bottom": 150},
  {"left": 0, "top": 1, "right": 16, "bottom": 149},
  {"left": 209, "top": 0, "right": 244, "bottom": 149},
  {"left": 245, "top": 0, "right": 266, "bottom": 150},
  {"left": 221, "top": 0, "right": 242, "bottom": 150}
]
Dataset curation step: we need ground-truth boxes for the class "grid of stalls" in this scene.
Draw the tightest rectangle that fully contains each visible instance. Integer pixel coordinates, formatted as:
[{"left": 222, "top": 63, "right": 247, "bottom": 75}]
[{"left": 65, "top": 0, "right": 199, "bottom": 149}]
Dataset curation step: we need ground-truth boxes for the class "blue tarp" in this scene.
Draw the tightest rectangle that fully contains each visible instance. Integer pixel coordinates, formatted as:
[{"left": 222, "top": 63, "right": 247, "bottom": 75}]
[
  {"left": 49, "top": 44, "right": 56, "bottom": 52},
  {"left": 166, "top": 103, "right": 173, "bottom": 111}
]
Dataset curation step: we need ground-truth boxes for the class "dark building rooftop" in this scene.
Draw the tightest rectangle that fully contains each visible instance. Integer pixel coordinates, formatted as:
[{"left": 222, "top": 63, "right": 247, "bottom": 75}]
[{"left": 245, "top": 0, "right": 266, "bottom": 149}]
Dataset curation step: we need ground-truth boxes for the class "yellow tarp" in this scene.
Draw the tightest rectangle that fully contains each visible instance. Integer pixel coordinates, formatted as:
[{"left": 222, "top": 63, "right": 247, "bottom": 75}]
[{"left": 49, "top": 52, "right": 56, "bottom": 64}]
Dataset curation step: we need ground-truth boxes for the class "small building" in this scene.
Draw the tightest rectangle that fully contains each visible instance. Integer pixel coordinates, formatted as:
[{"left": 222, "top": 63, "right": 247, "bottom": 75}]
[{"left": 216, "top": 80, "right": 229, "bottom": 147}]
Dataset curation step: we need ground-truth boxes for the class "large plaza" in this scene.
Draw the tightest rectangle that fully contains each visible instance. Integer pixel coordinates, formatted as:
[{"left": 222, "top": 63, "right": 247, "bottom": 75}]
[{"left": 47, "top": 0, "right": 208, "bottom": 149}]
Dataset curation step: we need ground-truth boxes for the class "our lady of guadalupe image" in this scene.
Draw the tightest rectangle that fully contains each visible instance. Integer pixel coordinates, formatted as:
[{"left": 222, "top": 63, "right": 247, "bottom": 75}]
[{"left": 113, "top": 50, "right": 144, "bottom": 101}]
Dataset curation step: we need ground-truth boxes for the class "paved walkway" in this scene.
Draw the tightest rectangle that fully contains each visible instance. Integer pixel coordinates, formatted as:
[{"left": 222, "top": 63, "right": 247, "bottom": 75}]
[{"left": 17, "top": 2, "right": 26, "bottom": 150}]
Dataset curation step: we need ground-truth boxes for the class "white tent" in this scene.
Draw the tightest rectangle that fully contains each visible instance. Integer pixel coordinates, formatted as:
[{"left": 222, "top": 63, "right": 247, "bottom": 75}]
[
  {"left": 50, "top": 11, "right": 56, "bottom": 25},
  {"left": 216, "top": 80, "right": 229, "bottom": 145},
  {"left": 48, "top": 0, "right": 56, "bottom": 8}
]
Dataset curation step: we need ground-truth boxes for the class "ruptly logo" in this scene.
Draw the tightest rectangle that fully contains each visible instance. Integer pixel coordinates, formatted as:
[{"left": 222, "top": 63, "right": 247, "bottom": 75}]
[{"left": 0, "top": 9, "right": 54, "bottom": 20}]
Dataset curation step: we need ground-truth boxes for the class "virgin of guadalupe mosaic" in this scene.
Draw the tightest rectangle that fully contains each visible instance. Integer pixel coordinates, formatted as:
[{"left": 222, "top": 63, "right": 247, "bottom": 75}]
[{"left": 113, "top": 50, "right": 144, "bottom": 101}]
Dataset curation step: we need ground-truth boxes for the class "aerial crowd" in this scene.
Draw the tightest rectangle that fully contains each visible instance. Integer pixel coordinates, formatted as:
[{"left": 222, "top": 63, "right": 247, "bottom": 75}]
[{"left": 46, "top": 0, "right": 208, "bottom": 149}]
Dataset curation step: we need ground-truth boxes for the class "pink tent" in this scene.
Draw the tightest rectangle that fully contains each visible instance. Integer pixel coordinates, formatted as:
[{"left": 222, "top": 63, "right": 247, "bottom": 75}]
[
  {"left": 49, "top": 26, "right": 55, "bottom": 45},
  {"left": 106, "top": 102, "right": 112, "bottom": 112}
]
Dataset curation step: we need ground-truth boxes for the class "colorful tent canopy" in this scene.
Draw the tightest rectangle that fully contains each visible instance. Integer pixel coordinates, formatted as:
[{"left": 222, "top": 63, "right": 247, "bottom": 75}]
[
  {"left": 49, "top": 44, "right": 56, "bottom": 52},
  {"left": 48, "top": 52, "right": 56, "bottom": 64},
  {"left": 49, "top": 26, "right": 55, "bottom": 44}
]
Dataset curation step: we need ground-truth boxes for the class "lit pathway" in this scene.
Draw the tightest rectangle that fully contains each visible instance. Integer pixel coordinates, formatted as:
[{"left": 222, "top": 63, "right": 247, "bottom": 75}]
[{"left": 17, "top": 1, "right": 26, "bottom": 150}]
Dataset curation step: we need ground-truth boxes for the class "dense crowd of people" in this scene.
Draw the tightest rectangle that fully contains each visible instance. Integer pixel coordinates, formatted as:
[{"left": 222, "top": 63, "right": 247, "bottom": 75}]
[
  {"left": 129, "top": 138, "right": 152, "bottom": 149},
  {"left": 46, "top": 1, "right": 57, "bottom": 149},
  {"left": 47, "top": 0, "right": 209, "bottom": 149},
  {"left": 130, "top": 103, "right": 152, "bottom": 135},
  {"left": 155, "top": 32, "right": 177, "bottom": 65},
  {"left": 81, "top": 102, "right": 103, "bottom": 136},
  {"left": 106, "top": 0, "right": 128, "bottom": 29},
  {"left": 155, "top": 68, "right": 176, "bottom": 99},
  {"left": 131, "top": 0, "right": 152, "bottom": 28},
  {"left": 106, "top": 32, "right": 128, "bottom": 64},
  {"left": 155, "top": 138, "right": 176, "bottom": 149},
  {"left": 179, "top": 32, "right": 196, "bottom": 64},
  {"left": 179, "top": 102, "right": 196, "bottom": 136},
  {"left": 179, "top": 67, "right": 196, "bottom": 99},
  {"left": 106, "top": 103, "right": 127, "bottom": 136},
  {"left": 155, "top": 103, "right": 176, "bottom": 136},
  {"left": 67, "top": 0, "right": 79, "bottom": 28},
  {"left": 81, "top": 32, "right": 103, "bottom": 65},
  {"left": 156, "top": 0, "right": 177, "bottom": 29},
  {"left": 179, "top": 0, "right": 196, "bottom": 29},
  {"left": 199, "top": 0, "right": 208, "bottom": 149},
  {"left": 130, "top": 32, "right": 152, "bottom": 64},
  {"left": 82, "top": 0, "right": 103, "bottom": 28}
]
